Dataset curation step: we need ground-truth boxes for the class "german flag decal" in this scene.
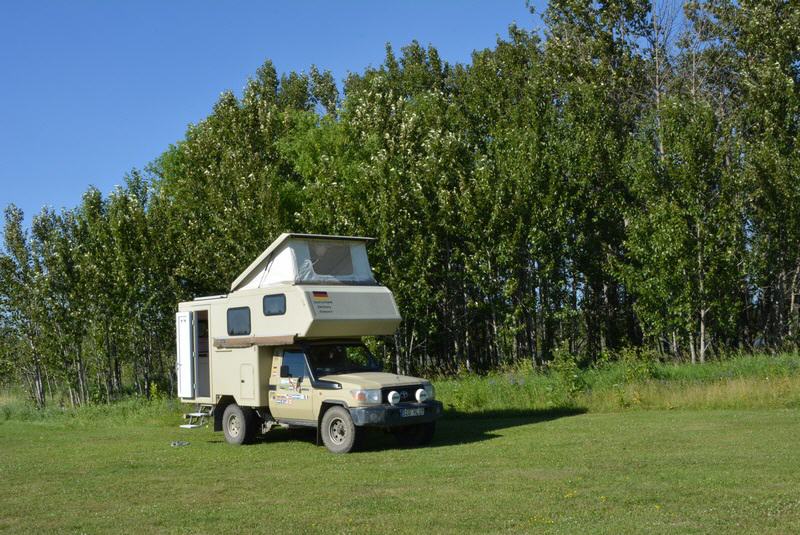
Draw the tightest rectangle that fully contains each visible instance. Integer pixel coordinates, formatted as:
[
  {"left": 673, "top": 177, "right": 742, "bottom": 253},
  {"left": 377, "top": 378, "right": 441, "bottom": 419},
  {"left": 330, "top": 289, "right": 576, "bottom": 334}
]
[{"left": 312, "top": 291, "right": 330, "bottom": 301}]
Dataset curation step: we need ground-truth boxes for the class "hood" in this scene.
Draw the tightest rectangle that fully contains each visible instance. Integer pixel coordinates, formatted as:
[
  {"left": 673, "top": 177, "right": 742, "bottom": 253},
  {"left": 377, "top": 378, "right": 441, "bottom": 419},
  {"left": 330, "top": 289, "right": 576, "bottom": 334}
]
[{"left": 318, "top": 371, "right": 426, "bottom": 390}]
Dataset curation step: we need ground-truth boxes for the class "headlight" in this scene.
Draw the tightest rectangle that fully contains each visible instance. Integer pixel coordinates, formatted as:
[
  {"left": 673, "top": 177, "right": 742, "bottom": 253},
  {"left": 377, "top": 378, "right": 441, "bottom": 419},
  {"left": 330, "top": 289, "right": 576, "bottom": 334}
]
[
  {"left": 423, "top": 383, "right": 435, "bottom": 400},
  {"left": 350, "top": 389, "right": 382, "bottom": 404}
]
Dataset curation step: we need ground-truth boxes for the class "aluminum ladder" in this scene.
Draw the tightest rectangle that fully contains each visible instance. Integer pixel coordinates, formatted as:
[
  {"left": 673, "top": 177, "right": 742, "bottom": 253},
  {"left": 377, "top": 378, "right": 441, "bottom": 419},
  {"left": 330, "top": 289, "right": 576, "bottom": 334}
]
[{"left": 180, "top": 404, "right": 213, "bottom": 429}]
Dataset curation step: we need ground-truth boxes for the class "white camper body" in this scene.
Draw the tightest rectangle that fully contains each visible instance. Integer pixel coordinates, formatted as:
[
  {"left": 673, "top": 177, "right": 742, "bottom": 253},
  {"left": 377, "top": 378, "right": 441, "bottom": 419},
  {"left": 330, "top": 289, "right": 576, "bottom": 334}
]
[{"left": 175, "top": 233, "right": 402, "bottom": 408}]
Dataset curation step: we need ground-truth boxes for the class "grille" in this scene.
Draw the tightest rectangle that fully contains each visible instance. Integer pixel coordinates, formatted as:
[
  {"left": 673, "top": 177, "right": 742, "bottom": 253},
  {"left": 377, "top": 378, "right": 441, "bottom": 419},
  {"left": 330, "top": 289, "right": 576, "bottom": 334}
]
[{"left": 381, "top": 385, "right": 422, "bottom": 404}]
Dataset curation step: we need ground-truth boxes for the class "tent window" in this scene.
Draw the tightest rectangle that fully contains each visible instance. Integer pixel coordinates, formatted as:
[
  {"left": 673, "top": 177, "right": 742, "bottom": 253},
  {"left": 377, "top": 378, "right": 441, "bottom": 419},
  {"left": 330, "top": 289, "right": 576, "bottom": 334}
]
[
  {"left": 309, "top": 242, "right": 353, "bottom": 276},
  {"left": 227, "top": 307, "right": 251, "bottom": 336},
  {"left": 263, "top": 294, "right": 286, "bottom": 316}
]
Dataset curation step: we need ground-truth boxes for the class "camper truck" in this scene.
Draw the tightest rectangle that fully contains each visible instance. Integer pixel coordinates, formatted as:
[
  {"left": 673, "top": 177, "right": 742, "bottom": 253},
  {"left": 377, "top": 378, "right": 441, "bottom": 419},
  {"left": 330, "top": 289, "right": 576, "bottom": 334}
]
[{"left": 175, "top": 233, "right": 442, "bottom": 453}]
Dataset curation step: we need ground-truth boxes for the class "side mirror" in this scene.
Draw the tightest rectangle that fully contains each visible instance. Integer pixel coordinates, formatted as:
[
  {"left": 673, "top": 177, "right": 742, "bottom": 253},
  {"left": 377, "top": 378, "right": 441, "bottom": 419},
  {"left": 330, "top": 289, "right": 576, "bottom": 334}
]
[{"left": 279, "top": 365, "right": 290, "bottom": 378}]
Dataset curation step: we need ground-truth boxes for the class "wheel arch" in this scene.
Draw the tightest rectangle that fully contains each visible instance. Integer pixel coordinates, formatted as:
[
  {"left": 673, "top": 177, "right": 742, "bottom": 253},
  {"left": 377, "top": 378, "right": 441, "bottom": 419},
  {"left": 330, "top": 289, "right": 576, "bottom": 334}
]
[
  {"left": 213, "top": 395, "right": 237, "bottom": 432},
  {"left": 316, "top": 400, "right": 349, "bottom": 445}
]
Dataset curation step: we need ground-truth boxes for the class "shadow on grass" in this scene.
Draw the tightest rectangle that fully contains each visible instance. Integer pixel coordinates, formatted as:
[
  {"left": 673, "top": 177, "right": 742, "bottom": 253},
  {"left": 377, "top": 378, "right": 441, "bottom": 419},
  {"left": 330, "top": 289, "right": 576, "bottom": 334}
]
[
  {"left": 246, "top": 407, "right": 587, "bottom": 452},
  {"left": 429, "top": 407, "right": 587, "bottom": 448},
  {"left": 365, "top": 407, "right": 588, "bottom": 451}
]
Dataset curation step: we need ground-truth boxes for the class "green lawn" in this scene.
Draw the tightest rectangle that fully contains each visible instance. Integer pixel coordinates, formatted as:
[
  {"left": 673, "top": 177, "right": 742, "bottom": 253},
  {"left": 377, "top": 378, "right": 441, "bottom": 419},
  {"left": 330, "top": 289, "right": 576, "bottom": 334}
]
[{"left": 2, "top": 407, "right": 799, "bottom": 533}]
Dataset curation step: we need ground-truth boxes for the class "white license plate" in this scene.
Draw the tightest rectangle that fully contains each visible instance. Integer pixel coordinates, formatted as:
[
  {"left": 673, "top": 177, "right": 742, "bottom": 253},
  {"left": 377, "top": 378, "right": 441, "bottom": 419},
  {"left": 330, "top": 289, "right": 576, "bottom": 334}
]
[{"left": 401, "top": 408, "right": 424, "bottom": 417}]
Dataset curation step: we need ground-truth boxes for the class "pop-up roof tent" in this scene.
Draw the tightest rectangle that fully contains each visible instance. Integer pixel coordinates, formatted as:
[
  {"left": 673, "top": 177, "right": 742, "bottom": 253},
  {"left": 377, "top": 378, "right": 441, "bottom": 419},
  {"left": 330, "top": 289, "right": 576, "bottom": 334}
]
[{"left": 231, "top": 233, "right": 377, "bottom": 292}]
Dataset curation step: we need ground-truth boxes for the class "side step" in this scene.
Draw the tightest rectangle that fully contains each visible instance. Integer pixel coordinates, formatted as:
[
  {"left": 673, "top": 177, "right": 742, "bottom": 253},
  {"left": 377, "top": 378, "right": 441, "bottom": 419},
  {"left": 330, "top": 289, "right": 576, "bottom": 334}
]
[{"left": 180, "top": 404, "right": 213, "bottom": 429}]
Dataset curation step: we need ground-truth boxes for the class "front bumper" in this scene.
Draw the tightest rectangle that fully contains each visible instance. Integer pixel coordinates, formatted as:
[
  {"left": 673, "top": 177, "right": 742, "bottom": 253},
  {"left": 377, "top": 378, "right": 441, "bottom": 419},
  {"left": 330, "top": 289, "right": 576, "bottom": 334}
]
[{"left": 350, "top": 400, "right": 443, "bottom": 427}]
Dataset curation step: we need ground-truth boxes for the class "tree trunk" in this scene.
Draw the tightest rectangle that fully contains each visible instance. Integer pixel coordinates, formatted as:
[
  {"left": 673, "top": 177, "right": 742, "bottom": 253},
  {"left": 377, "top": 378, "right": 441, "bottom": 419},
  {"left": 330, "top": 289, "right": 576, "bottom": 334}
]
[
  {"left": 699, "top": 307, "right": 707, "bottom": 364},
  {"left": 671, "top": 331, "right": 679, "bottom": 360},
  {"left": 697, "top": 223, "right": 706, "bottom": 363},
  {"left": 77, "top": 346, "right": 87, "bottom": 405},
  {"left": 790, "top": 263, "right": 800, "bottom": 343},
  {"left": 33, "top": 356, "right": 46, "bottom": 409},
  {"left": 104, "top": 322, "right": 113, "bottom": 402},
  {"left": 114, "top": 356, "right": 122, "bottom": 394},
  {"left": 144, "top": 335, "right": 152, "bottom": 400},
  {"left": 393, "top": 332, "right": 402, "bottom": 374}
]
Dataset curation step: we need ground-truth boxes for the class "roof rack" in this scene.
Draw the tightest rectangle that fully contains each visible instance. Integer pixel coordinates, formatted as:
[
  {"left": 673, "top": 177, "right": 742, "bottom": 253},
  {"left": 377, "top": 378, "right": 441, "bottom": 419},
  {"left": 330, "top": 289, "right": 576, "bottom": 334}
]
[{"left": 193, "top": 294, "right": 227, "bottom": 302}]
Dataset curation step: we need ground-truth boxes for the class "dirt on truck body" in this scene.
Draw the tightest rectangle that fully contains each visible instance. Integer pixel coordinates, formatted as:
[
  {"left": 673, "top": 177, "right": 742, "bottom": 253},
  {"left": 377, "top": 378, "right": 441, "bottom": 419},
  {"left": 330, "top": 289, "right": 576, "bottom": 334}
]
[{"left": 175, "top": 233, "right": 442, "bottom": 453}]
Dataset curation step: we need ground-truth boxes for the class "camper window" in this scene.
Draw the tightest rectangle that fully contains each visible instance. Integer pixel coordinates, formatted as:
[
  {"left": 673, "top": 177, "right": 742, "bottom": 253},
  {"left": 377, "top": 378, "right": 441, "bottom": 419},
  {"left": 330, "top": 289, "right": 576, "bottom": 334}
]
[
  {"left": 226, "top": 307, "right": 251, "bottom": 336},
  {"left": 309, "top": 242, "right": 353, "bottom": 276},
  {"left": 263, "top": 294, "right": 286, "bottom": 316}
]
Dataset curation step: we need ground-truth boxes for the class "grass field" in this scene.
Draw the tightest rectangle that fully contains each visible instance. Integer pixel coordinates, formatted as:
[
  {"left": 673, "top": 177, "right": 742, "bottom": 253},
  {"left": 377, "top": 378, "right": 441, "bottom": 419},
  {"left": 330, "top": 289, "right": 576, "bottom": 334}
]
[
  {"left": 2, "top": 408, "right": 799, "bottom": 533},
  {"left": 2, "top": 354, "right": 800, "bottom": 533}
]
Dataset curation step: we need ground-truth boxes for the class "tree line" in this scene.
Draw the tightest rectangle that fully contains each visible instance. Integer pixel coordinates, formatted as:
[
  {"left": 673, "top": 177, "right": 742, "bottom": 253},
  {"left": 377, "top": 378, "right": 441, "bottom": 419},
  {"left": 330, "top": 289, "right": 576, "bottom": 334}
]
[{"left": 1, "top": 0, "right": 798, "bottom": 407}]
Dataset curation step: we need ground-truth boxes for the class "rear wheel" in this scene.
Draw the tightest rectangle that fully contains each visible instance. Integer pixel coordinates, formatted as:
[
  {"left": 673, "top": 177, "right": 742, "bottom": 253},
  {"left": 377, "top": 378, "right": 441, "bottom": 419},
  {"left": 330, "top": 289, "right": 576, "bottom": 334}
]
[
  {"left": 321, "top": 406, "right": 360, "bottom": 453},
  {"left": 222, "top": 404, "right": 256, "bottom": 445}
]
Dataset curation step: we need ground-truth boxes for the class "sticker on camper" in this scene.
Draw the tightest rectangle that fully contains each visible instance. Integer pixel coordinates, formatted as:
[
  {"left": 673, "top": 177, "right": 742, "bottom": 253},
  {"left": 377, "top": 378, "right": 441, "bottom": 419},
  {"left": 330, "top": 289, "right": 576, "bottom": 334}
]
[
  {"left": 310, "top": 291, "right": 334, "bottom": 314},
  {"left": 272, "top": 394, "right": 290, "bottom": 405}
]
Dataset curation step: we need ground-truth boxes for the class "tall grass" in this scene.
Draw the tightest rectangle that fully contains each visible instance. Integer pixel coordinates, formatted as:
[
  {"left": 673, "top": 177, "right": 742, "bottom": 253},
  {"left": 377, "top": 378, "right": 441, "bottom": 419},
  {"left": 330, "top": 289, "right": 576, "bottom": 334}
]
[
  {"left": 435, "top": 352, "right": 800, "bottom": 414},
  {"left": 2, "top": 353, "right": 799, "bottom": 422},
  {"left": 0, "top": 392, "right": 184, "bottom": 425}
]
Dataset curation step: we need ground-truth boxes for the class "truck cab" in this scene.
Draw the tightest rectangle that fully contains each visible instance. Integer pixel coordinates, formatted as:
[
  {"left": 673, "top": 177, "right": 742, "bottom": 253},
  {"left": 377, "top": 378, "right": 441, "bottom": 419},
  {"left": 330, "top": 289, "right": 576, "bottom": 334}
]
[{"left": 175, "top": 233, "right": 442, "bottom": 453}]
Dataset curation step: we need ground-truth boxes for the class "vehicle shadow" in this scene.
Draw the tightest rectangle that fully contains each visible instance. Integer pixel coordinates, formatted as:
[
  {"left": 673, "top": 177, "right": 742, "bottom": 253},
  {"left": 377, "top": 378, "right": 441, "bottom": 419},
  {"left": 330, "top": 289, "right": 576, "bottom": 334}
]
[
  {"left": 430, "top": 407, "right": 587, "bottom": 448},
  {"left": 250, "top": 407, "right": 587, "bottom": 451},
  {"left": 359, "top": 407, "right": 588, "bottom": 452}
]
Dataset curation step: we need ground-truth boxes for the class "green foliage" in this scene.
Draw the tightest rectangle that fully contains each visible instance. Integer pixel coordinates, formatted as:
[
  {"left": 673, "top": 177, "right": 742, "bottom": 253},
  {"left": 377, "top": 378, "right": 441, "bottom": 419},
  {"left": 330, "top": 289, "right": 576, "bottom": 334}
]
[
  {"left": 3, "top": 353, "right": 798, "bottom": 422},
  {"left": 435, "top": 352, "right": 800, "bottom": 414},
  {"left": 619, "top": 98, "right": 743, "bottom": 362},
  {"left": 0, "top": 392, "right": 182, "bottom": 424},
  {"left": 549, "top": 346, "right": 586, "bottom": 397},
  {"left": 620, "top": 346, "right": 658, "bottom": 383},
  {"left": 1, "top": 0, "right": 799, "bottom": 408}
]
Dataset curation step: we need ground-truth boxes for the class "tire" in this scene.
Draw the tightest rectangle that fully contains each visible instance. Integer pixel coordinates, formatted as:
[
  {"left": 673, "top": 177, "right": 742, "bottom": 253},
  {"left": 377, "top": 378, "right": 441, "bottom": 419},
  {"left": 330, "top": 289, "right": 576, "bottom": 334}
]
[
  {"left": 394, "top": 422, "right": 435, "bottom": 448},
  {"left": 320, "top": 406, "right": 360, "bottom": 453},
  {"left": 222, "top": 404, "right": 256, "bottom": 445}
]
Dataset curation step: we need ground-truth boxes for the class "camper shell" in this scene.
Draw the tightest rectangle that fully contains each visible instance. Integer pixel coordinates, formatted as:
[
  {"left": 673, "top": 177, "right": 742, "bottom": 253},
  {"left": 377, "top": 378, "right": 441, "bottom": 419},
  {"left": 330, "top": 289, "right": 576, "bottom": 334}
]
[{"left": 176, "top": 233, "right": 441, "bottom": 453}]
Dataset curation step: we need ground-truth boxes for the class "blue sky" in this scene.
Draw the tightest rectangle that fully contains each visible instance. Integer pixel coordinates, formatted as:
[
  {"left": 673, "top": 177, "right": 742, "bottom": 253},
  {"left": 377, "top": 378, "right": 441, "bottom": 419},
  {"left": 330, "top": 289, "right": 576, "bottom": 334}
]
[{"left": 0, "top": 1, "right": 542, "bottom": 224}]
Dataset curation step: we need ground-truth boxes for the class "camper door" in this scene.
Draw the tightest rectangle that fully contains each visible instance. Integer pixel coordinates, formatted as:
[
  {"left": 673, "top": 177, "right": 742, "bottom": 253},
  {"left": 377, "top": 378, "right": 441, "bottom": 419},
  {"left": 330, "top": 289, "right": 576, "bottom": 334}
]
[{"left": 176, "top": 311, "right": 194, "bottom": 398}]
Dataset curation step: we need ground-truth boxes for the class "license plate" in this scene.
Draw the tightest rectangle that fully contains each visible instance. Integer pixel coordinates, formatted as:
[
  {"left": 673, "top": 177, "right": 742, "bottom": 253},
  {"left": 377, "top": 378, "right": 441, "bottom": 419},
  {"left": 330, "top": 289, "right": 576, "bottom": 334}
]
[{"left": 401, "top": 408, "right": 424, "bottom": 417}]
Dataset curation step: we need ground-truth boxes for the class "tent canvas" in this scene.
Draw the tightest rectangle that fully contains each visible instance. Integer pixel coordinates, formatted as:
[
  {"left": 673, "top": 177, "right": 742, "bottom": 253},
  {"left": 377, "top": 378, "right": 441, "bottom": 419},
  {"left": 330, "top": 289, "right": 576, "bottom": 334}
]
[{"left": 231, "top": 234, "right": 377, "bottom": 292}]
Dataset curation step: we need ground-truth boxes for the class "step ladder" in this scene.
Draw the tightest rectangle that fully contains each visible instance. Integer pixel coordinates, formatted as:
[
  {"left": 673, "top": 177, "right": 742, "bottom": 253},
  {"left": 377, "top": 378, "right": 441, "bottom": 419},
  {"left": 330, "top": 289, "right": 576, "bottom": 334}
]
[{"left": 180, "top": 404, "right": 213, "bottom": 429}]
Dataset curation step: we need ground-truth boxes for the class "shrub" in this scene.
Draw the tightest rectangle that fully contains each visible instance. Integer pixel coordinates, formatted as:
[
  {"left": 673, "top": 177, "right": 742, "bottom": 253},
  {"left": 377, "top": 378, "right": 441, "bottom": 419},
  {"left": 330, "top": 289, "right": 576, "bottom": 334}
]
[{"left": 549, "top": 346, "right": 586, "bottom": 397}]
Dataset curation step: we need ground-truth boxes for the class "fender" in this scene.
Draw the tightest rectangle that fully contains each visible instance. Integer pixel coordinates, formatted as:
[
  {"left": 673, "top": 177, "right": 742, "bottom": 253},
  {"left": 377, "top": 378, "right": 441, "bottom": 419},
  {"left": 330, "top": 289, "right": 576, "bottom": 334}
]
[
  {"left": 213, "top": 395, "right": 237, "bottom": 432},
  {"left": 316, "top": 399, "right": 350, "bottom": 445}
]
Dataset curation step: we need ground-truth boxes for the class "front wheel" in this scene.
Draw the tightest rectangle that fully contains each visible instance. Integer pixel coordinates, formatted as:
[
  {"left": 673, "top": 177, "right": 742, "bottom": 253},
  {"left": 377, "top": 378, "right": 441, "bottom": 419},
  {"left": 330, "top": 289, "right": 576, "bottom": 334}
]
[{"left": 320, "top": 406, "right": 361, "bottom": 453}]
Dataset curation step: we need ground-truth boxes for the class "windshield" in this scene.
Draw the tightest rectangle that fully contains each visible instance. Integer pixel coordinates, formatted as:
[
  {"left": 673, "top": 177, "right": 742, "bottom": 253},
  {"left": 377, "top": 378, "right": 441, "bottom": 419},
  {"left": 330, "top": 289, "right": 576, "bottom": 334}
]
[{"left": 306, "top": 344, "right": 381, "bottom": 377}]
